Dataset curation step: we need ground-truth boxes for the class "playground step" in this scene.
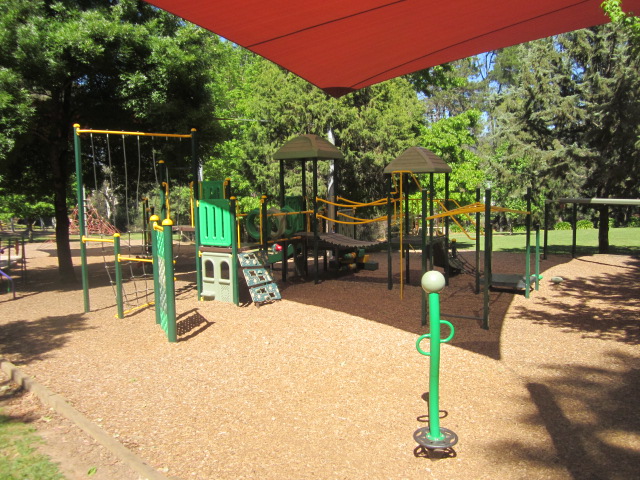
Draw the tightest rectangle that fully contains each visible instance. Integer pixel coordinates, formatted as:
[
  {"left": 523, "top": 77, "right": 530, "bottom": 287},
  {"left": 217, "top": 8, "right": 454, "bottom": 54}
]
[
  {"left": 237, "top": 251, "right": 281, "bottom": 305},
  {"left": 241, "top": 267, "right": 274, "bottom": 287}
]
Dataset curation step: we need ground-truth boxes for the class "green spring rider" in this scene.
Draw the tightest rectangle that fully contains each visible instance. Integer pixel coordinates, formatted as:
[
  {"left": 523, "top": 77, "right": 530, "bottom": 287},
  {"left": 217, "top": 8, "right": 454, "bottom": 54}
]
[{"left": 414, "top": 270, "right": 459, "bottom": 450}]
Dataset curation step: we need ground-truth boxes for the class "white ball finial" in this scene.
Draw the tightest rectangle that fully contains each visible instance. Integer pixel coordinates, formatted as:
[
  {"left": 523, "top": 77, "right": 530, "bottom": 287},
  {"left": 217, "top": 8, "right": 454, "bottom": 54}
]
[{"left": 421, "top": 270, "right": 446, "bottom": 293}]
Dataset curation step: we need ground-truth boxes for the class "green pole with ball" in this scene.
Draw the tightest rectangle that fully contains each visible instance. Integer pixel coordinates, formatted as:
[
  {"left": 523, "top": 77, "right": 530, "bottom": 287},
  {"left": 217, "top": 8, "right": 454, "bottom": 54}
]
[{"left": 414, "top": 270, "right": 458, "bottom": 449}]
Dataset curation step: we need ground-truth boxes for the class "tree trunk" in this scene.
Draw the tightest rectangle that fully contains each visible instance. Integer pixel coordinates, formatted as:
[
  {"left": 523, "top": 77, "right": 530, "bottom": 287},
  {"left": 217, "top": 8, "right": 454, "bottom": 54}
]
[
  {"left": 52, "top": 149, "right": 76, "bottom": 282},
  {"left": 598, "top": 205, "right": 609, "bottom": 254}
]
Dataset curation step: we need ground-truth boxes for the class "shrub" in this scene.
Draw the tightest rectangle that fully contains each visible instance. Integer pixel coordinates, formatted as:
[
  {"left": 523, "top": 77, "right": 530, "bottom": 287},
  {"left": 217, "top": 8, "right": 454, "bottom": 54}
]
[
  {"left": 554, "top": 221, "right": 572, "bottom": 230},
  {"left": 609, "top": 218, "right": 616, "bottom": 228},
  {"left": 576, "top": 220, "right": 594, "bottom": 229},
  {"left": 627, "top": 217, "right": 640, "bottom": 227},
  {"left": 512, "top": 225, "right": 526, "bottom": 233}
]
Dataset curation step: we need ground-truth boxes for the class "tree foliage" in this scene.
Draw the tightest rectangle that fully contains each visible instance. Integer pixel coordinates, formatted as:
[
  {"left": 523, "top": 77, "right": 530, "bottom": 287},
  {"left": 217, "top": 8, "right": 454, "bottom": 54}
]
[
  {"left": 481, "top": 23, "right": 639, "bottom": 226},
  {"left": 0, "top": 0, "right": 224, "bottom": 279}
]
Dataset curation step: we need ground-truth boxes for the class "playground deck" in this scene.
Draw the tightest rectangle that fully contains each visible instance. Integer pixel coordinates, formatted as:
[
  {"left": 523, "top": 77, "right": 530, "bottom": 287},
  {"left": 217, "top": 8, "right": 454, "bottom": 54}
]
[{"left": 0, "top": 242, "right": 638, "bottom": 480}]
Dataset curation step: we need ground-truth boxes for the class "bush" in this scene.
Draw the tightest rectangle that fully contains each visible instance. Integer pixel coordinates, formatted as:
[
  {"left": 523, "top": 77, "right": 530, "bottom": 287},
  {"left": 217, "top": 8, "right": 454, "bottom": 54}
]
[
  {"left": 627, "top": 217, "right": 640, "bottom": 227},
  {"left": 609, "top": 218, "right": 616, "bottom": 228},
  {"left": 554, "top": 221, "right": 572, "bottom": 230},
  {"left": 512, "top": 225, "right": 526, "bottom": 233},
  {"left": 576, "top": 219, "right": 594, "bottom": 229}
]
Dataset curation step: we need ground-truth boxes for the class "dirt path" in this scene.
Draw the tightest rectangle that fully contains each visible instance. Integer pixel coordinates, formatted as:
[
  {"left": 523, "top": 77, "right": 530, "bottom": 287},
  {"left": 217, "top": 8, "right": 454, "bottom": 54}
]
[{"left": 0, "top": 242, "right": 638, "bottom": 479}]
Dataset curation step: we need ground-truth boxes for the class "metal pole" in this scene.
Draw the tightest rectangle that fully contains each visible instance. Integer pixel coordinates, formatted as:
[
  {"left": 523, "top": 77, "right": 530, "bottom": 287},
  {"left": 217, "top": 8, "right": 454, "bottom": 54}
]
[
  {"left": 387, "top": 175, "right": 393, "bottom": 291},
  {"left": 414, "top": 271, "right": 457, "bottom": 450},
  {"left": 535, "top": 224, "right": 540, "bottom": 291},
  {"left": 525, "top": 187, "right": 531, "bottom": 299},
  {"left": 572, "top": 203, "right": 578, "bottom": 258},
  {"left": 543, "top": 201, "right": 549, "bottom": 259},
  {"left": 313, "top": 158, "right": 319, "bottom": 284},
  {"left": 113, "top": 233, "right": 124, "bottom": 319},
  {"left": 482, "top": 189, "right": 491, "bottom": 330},
  {"left": 421, "top": 188, "right": 427, "bottom": 327},
  {"left": 158, "top": 160, "right": 167, "bottom": 220},
  {"left": 444, "top": 173, "right": 450, "bottom": 285},
  {"left": 230, "top": 197, "right": 239, "bottom": 306},
  {"left": 73, "top": 124, "right": 90, "bottom": 312},
  {"left": 190, "top": 129, "right": 202, "bottom": 301},
  {"left": 429, "top": 173, "right": 434, "bottom": 270},
  {"left": 475, "top": 187, "right": 481, "bottom": 295},
  {"left": 150, "top": 215, "right": 161, "bottom": 326},
  {"left": 162, "top": 218, "right": 177, "bottom": 343},
  {"left": 279, "top": 159, "right": 285, "bottom": 208}
]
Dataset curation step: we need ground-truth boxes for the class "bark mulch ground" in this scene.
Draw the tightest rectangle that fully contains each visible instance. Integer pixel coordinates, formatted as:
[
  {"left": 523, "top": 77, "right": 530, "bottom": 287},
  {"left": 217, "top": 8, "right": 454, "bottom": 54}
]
[{"left": 0, "top": 241, "right": 638, "bottom": 479}]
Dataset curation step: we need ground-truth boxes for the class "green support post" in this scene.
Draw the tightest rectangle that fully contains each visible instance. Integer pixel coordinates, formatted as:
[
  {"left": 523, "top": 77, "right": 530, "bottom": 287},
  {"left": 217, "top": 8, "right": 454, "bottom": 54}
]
[
  {"left": 158, "top": 160, "right": 167, "bottom": 220},
  {"left": 482, "top": 189, "right": 491, "bottom": 330},
  {"left": 525, "top": 187, "right": 531, "bottom": 299},
  {"left": 73, "top": 124, "right": 90, "bottom": 313},
  {"left": 387, "top": 175, "right": 393, "bottom": 291},
  {"left": 312, "top": 158, "right": 319, "bottom": 284},
  {"left": 444, "top": 173, "right": 450, "bottom": 285},
  {"left": 543, "top": 201, "right": 549, "bottom": 260},
  {"left": 429, "top": 173, "right": 434, "bottom": 270},
  {"left": 113, "top": 233, "right": 124, "bottom": 319},
  {"left": 414, "top": 271, "right": 458, "bottom": 450},
  {"left": 230, "top": 196, "right": 240, "bottom": 306},
  {"left": 190, "top": 129, "right": 202, "bottom": 302},
  {"left": 150, "top": 215, "right": 162, "bottom": 326},
  {"left": 572, "top": 203, "right": 578, "bottom": 258},
  {"left": 162, "top": 219, "right": 177, "bottom": 343},
  {"left": 421, "top": 188, "right": 427, "bottom": 327},
  {"left": 535, "top": 224, "right": 541, "bottom": 291},
  {"left": 261, "top": 195, "right": 268, "bottom": 252},
  {"left": 475, "top": 187, "right": 481, "bottom": 295}
]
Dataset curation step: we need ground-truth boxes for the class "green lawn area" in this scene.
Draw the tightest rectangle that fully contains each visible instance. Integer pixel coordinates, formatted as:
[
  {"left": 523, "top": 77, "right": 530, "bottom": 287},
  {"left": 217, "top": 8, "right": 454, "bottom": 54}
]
[
  {"left": 451, "top": 227, "right": 640, "bottom": 256},
  {"left": 0, "top": 408, "right": 64, "bottom": 480}
]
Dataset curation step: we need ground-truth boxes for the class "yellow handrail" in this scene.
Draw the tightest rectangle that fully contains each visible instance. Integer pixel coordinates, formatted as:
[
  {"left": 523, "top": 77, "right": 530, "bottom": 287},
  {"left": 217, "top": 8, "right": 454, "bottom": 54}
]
[
  {"left": 75, "top": 127, "right": 192, "bottom": 138},
  {"left": 118, "top": 255, "right": 153, "bottom": 263},
  {"left": 82, "top": 236, "right": 115, "bottom": 244}
]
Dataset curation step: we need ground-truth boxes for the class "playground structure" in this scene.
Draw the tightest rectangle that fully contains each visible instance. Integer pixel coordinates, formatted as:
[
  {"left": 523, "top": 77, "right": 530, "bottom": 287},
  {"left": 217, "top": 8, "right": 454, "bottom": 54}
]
[
  {"left": 73, "top": 125, "right": 544, "bottom": 338},
  {"left": 73, "top": 124, "right": 194, "bottom": 342},
  {"left": 414, "top": 270, "right": 457, "bottom": 451}
]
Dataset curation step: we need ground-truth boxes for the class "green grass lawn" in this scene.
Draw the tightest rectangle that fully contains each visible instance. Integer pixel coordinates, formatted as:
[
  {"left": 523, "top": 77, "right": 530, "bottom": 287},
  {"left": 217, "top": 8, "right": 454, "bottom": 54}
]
[
  {"left": 0, "top": 409, "right": 64, "bottom": 480},
  {"left": 451, "top": 227, "right": 640, "bottom": 256}
]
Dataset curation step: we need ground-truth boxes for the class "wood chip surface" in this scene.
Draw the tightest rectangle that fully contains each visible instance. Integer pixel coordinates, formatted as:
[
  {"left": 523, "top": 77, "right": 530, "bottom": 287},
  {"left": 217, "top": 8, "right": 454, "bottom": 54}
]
[{"left": 0, "top": 242, "right": 638, "bottom": 479}]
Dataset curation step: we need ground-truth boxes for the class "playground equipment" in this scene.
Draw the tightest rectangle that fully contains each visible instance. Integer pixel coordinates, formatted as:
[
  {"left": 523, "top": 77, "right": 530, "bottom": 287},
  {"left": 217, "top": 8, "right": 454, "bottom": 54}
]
[
  {"left": 425, "top": 187, "right": 542, "bottom": 329},
  {"left": 0, "top": 237, "right": 26, "bottom": 300},
  {"left": 414, "top": 270, "right": 458, "bottom": 450},
  {"left": 73, "top": 124, "right": 191, "bottom": 341},
  {"left": 384, "top": 147, "right": 454, "bottom": 304}
]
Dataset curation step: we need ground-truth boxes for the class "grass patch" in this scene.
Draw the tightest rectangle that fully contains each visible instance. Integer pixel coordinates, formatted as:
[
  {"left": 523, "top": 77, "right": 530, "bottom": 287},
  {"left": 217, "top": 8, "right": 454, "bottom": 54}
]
[
  {"left": 450, "top": 227, "right": 640, "bottom": 255},
  {"left": 0, "top": 392, "right": 65, "bottom": 480}
]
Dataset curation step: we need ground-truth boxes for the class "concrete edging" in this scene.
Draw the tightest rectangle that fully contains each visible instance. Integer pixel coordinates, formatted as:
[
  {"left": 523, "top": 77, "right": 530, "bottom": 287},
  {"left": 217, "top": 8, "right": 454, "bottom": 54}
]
[{"left": 1, "top": 359, "right": 171, "bottom": 480}]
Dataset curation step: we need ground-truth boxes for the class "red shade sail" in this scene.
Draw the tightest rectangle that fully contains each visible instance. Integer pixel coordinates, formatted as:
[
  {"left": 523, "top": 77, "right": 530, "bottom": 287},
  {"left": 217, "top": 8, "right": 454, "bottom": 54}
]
[{"left": 143, "top": 0, "right": 637, "bottom": 97}]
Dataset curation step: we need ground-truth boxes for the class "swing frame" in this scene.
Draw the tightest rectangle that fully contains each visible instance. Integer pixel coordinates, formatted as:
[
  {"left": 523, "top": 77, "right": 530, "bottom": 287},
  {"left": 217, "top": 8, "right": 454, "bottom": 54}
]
[{"left": 73, "top": 125, "right": 196, "bottom": 342}]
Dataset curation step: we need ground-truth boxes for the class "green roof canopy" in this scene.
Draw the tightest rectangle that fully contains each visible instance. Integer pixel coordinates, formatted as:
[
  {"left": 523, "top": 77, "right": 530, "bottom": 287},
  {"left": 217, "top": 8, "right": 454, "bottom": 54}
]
[
  {"left": 384, "top": 147, "right": 452, "bottom": 174},
  {"left": 274, "top": 134, "right": 344, "bottom": 161}
]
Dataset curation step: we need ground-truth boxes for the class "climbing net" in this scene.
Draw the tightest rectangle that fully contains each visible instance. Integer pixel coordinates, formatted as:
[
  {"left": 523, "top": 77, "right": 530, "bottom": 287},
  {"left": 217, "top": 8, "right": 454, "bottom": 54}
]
[{"left": 74, "top": 125, "right": 194, "bottom": 316}]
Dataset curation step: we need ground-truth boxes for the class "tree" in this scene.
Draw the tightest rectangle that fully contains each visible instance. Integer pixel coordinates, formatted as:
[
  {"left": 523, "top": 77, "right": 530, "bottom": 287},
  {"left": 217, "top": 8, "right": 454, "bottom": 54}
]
[
  {"left": 480, "top": 23, "right": 639, "bottom": 247},
  {"left": 0, "top": 0, "right": 223, "bottom": 280},
  {"left": 207, "top": 54, "right": 426, "bottom": 213}
]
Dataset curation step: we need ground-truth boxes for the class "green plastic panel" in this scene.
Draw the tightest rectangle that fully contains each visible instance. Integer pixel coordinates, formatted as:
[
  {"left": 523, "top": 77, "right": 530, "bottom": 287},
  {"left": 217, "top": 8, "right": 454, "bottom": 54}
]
[
  {"left": 201, "top": 180, "right": 226, "bottom": 200},
  {"left": 201, "top": 252, "right": 236, "bottom": 303},
  {"left": 199, "top": 199, "right": 233, "bottom": 247},
  {"left": 284, "top": 196, "right": 305, "bottom": 233}
]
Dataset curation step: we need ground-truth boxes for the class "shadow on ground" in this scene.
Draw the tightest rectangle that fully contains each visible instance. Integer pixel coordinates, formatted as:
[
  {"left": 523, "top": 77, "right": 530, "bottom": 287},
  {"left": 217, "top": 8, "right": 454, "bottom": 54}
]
[
  {"left": 491, "top": 351, "right": 640, "bottom": 479},
  {"left": 513, "top": 256, "right": 640, "bottom": 345},
  {"left": 0, "top": 313, "right": 93, "bottom": 364}
]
